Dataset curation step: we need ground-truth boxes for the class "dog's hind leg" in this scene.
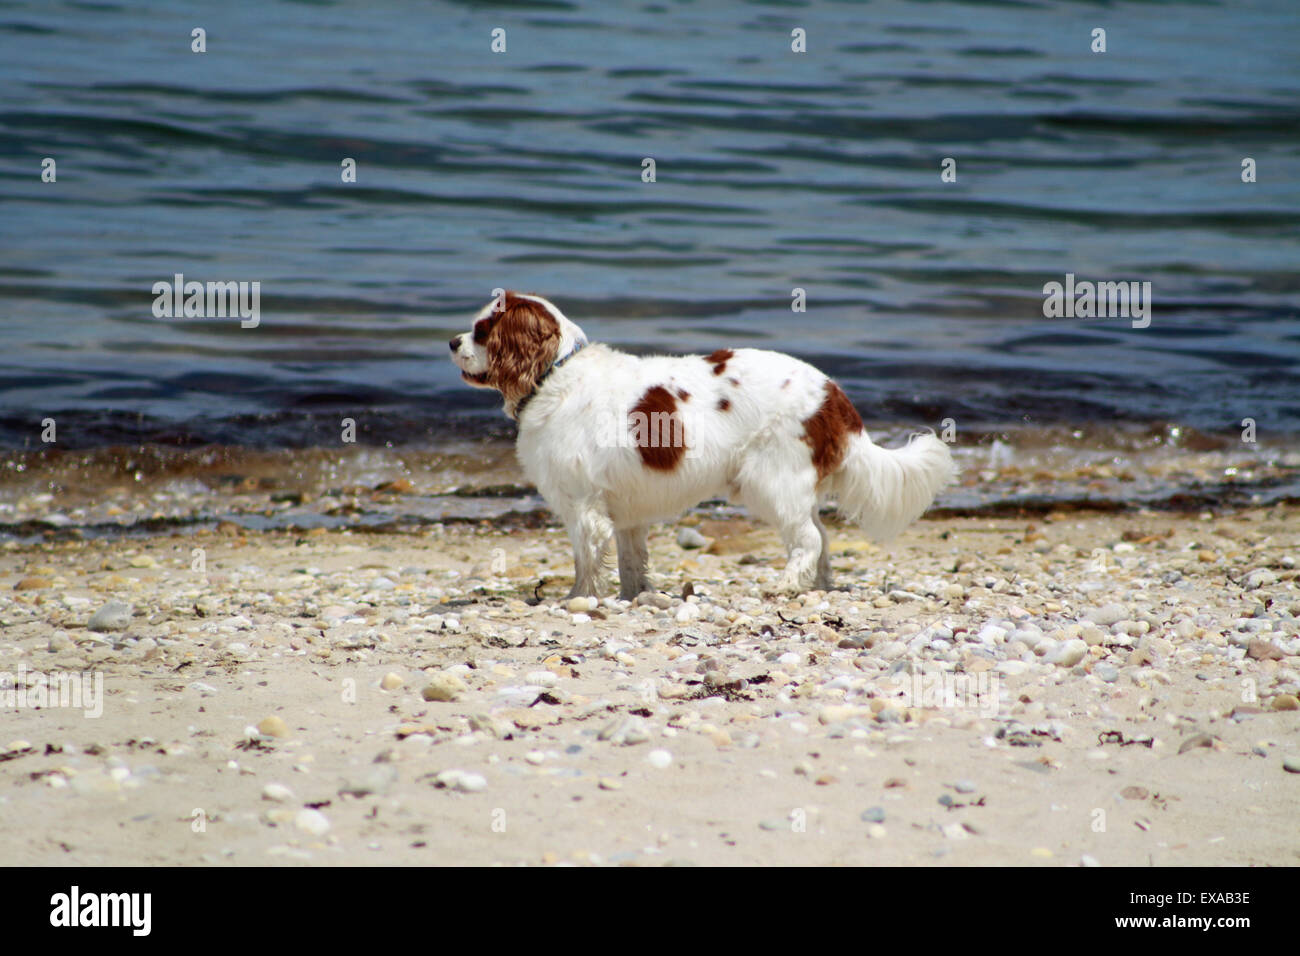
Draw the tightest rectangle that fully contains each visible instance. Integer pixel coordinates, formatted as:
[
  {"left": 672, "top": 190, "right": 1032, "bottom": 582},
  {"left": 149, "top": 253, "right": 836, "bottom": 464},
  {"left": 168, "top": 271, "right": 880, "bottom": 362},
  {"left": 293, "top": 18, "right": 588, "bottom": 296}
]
[
  {"left": 615, "top": 525, "right": 650, "bottom": 601},
  {"left": 566, "top": 503, "right": 614, "bottom": 599},
  {"left": 736, "top": 448, "right": 822, "bottom": 594},
  {"left": 811, "top": 506, "right": 832, "bottom": 590},
  {"left": 776, "top": 516, "right": 822, "bottom": 593}
]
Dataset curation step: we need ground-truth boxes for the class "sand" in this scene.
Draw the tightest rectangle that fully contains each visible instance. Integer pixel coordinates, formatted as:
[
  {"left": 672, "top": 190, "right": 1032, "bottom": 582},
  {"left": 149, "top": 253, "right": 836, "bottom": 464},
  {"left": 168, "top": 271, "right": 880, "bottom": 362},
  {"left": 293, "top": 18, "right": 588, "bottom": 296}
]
[{"left": 1, "top": 504, "right": 1298, "bottom": 866}]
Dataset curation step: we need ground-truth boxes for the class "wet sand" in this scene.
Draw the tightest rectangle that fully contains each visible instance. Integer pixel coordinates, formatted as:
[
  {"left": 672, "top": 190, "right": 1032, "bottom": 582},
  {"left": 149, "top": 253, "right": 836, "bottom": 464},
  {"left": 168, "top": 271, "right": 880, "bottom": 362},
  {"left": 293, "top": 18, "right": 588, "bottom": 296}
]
[{"left": 2, "top": 426, "right": 1298, "bottom": 540}]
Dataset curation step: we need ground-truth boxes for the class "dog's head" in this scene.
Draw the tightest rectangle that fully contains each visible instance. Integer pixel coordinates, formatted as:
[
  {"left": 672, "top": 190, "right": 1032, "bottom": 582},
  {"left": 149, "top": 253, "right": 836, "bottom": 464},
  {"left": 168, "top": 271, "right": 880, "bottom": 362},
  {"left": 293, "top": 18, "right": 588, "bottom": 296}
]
[{"left": 450, "top": 292, "right": 586, "bottom": 410}]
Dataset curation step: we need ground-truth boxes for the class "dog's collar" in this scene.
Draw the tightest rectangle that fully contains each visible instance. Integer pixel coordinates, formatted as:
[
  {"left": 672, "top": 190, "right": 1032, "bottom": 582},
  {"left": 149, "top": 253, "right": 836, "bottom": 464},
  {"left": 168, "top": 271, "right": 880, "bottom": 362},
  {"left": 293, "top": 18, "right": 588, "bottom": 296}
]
[{"left": 513, "top": 341, "right": 586, "bottom": 421}]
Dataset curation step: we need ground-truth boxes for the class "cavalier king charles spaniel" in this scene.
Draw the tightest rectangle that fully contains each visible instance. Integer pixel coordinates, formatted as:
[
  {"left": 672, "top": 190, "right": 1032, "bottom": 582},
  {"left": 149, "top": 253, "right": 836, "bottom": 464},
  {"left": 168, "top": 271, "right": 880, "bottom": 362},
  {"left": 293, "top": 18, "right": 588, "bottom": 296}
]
[{"left": 451, "top": 291, "right": 955, "bottom": 599}]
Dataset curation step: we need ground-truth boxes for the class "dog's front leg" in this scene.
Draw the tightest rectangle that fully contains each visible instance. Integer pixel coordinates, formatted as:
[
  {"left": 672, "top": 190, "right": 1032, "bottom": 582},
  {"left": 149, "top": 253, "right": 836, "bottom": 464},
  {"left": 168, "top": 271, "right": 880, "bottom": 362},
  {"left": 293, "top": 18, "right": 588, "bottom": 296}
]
[
  {"left": 615, "top": 525, "right": 650, "bottom": 600},
  {"left": 565, "top": 505, "right": 614, "bottom": 599},
  {"left": 777, "top": 517, "right": 823, "bottom": 594}
]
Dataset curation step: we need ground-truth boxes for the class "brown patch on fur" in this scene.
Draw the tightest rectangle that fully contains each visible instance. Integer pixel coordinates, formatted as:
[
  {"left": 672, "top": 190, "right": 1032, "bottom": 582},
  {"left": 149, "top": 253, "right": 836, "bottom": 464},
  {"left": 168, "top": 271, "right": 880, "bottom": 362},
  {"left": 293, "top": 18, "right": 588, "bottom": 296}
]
[
  {"left": 781, "top": 378, "right": 790, "bottom": 390},
  {"left": 728, "top": 377, "right": 740, "bottom": 387},
  {"left": 717, "top": 398, "right": 731, "bottom": 412},
  {"left": 629, "top": 385, "right": 686, "bottom": 471},
  {"left": 706, "top": 349, "right": 734, "bottom": 375},
  {"left": 801, "top": 381, "right": 864, "bottom": 483},
  {"left": 676, "top": 387, "right": 691, "bottom": 402},
  {"left": 485, "top": 291, "right": 562, "bottom": 407}
]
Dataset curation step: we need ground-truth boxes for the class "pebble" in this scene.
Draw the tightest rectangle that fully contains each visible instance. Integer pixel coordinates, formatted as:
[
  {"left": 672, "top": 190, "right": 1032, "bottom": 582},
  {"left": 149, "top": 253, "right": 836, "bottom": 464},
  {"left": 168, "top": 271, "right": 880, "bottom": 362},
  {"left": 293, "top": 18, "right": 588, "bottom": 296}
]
[
  {"left": 1283, "top": 756, "right": 1300, "bottom": 774},
  {"left": 1086, "top": 603, "right": 1127, "bottom": 627},
  {"left": 340, "top": 766, "right": 398, "bottom": 797},
  {"left": 1094, "top": 662, "right": 1120, "bottom": 683},
  {"left": 598, "top": 716, "right": 651, "bottom": 746},
  {"left": 818, "top": 705, "right": 863, "bottom": 725},
  {"left": 87, "top": 602, "right": 133, "bottom": 632},
  {"left": 646, "top": 749, "right": 673, "bottom": 769},
  {"left": 1247, "top": 639, "right": 1285, "bottom": 661},
  {"left": 1080, "top": 625, "right": 1106, "bottom": 646},
  {"left": 1178, "top": 734, "right": 1216, "bottom": 754},
  {"left": 380, "top": 672, "right": 404, "bottom": 691},
  {"left": 1243, "top": 569, "right": 1278, "bottom": 590},
  {"left": 293, "top": 808, "right": 331, "bottom": 837},
  {"left": 257, "top": 716, "right": 290, "bottom": 738},
  {"left": 1051, "top": 639, "right": 1088, "bottom": 668},
  {"left": 435, "top": 770, "right": 487, "bottom": 793},
  {"left": 876, "top": 641, "right": 907, "bottom": 660},
  {"left": 422, "top": 672, "right": 467, "bottom": 702},
  {"left": 676, "top": 527, "right": 709, "bottom": 550},
  {"left": 675, "top": 603, "right": 702, "bottom": 624},
  {"left": 262, "top": 783, "right": 294, "bottom": 802}
]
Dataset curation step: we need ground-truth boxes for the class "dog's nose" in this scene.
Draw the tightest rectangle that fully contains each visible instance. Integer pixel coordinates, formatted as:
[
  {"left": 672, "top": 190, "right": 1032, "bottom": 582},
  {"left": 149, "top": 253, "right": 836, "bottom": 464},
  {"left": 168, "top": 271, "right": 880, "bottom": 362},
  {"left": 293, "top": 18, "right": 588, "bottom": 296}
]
[{"left": 449, "top": 336, "right": 461, "bottom": 352}]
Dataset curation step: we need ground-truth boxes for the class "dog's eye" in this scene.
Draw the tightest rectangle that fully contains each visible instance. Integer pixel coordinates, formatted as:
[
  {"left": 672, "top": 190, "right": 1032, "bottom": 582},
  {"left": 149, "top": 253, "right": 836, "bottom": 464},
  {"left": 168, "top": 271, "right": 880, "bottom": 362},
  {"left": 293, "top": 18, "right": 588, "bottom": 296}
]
[{"left": 473, "top": 319, "right": 490, "bottom": 344}]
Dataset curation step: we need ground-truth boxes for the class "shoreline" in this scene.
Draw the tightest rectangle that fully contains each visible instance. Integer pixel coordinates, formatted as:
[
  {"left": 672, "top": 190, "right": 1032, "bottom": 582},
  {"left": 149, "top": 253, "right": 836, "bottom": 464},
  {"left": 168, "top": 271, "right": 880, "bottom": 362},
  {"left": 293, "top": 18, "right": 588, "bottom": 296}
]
[{"left": 0, "top": 433, "right": 1297, "bottom": 543}]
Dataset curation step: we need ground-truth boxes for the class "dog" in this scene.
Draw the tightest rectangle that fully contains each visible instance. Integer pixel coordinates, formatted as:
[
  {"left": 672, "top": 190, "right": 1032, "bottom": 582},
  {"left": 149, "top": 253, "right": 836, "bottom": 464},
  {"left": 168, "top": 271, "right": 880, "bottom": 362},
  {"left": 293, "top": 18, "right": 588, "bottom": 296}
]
[{"left": 450, "top": 291, "right": 955, "bottom": 599}]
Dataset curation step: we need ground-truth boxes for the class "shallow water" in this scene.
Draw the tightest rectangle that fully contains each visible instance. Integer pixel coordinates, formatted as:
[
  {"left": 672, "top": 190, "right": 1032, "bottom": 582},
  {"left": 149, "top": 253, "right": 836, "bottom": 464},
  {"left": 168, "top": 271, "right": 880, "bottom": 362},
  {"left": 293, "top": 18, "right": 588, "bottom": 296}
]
[{"left": 2, "top": 0, "right": 1299, "bottom": 442}]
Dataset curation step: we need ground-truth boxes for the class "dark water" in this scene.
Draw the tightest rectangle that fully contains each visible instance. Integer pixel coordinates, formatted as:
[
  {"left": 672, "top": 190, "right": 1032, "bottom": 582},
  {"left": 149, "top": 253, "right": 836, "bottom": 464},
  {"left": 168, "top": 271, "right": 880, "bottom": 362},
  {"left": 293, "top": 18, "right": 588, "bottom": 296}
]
[{"left": 1, "top": 0, "right": 1298, "bottom": 464}]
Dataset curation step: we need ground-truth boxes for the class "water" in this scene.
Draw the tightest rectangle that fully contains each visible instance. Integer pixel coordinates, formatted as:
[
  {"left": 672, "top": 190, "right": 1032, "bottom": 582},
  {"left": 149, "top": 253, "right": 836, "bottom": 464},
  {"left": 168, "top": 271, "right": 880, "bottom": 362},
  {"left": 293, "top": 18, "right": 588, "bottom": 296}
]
[{"left": 1, "top": 0, "right": 1298, "bottom": 529}]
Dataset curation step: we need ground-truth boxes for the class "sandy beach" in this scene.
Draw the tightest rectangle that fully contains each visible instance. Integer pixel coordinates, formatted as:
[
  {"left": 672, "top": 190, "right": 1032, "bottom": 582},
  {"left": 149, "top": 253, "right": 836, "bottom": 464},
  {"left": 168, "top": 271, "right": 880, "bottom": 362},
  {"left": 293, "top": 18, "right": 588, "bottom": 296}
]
[{"left": 2, "top": 502, "right": 1298, "bottom": 866}]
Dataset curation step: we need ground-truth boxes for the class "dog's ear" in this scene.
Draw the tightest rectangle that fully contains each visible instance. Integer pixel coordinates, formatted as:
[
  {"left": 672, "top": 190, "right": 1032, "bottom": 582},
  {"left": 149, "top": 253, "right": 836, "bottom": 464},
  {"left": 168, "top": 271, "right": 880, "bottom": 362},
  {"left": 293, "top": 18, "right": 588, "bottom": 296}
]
[{"left": 486, "top": 292, "right": 562, "bottom": 405}]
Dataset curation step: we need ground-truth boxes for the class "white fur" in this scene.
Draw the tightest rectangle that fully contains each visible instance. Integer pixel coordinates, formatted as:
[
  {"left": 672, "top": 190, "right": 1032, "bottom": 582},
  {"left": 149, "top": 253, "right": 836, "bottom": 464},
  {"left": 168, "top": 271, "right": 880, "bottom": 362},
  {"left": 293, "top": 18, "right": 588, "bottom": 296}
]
[{"left": 452, "top": 295, "right": 956, "bottom": 599}]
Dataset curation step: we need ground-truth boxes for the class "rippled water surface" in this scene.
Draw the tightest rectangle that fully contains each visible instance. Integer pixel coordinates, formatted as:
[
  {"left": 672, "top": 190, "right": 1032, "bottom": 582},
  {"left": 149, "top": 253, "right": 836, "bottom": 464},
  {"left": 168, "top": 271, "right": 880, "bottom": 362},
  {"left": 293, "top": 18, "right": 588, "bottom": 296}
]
[{"left": 1, "top": 0, "right": 1298, "bottom": 526}]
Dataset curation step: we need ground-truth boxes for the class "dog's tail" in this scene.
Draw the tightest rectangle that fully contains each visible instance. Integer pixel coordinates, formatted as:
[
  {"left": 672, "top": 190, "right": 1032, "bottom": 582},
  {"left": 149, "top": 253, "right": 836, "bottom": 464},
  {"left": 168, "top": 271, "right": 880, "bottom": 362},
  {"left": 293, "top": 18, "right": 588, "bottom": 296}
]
[{"left": 828, "top": 430, "right": 956, "bottom": 542}]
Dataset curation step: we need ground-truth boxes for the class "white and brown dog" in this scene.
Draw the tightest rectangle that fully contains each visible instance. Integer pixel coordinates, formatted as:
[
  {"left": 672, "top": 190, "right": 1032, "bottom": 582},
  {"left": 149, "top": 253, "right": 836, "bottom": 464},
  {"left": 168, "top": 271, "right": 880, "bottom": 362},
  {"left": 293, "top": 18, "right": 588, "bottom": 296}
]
[{"left": 451, "top": 291, "right": 955, "bottom": 599}]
